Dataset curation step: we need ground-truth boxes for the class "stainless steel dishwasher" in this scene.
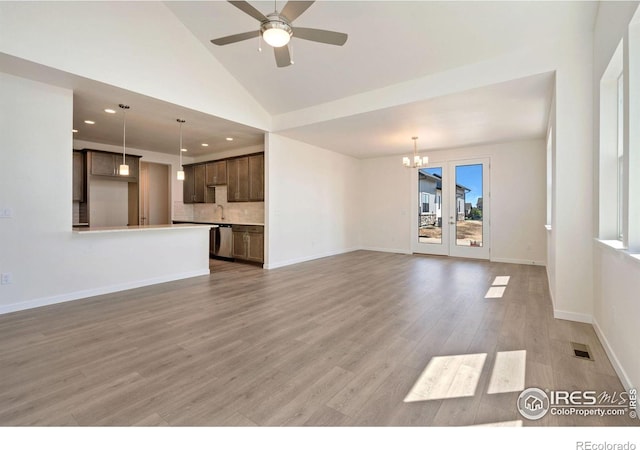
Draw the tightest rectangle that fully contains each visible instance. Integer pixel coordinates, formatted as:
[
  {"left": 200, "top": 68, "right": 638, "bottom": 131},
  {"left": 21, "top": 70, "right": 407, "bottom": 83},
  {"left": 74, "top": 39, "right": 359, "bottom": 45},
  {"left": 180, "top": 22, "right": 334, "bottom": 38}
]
[{"left": 211, "top": 224, "right": 233, "bottom": 259}]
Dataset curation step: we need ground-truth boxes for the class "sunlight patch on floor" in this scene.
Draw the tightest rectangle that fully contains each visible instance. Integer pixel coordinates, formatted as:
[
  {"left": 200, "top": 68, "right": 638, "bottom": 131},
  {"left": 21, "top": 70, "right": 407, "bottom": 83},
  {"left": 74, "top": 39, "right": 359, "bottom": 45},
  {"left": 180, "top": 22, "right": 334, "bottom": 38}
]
[
  {"left": 404, "top": 353, "right": 487, "bottom": 402},
  {"left": 471, "top": 420, "right": 523, "bottom": 427},
  {"left": 487, "top": 350, "right": 526, "bottom": 394},
  {"left": 492, "top": 276, "right": 510, "bottom": 286},
  {"left": 485, "top": 286, "right": 506, "bottom": 298}
]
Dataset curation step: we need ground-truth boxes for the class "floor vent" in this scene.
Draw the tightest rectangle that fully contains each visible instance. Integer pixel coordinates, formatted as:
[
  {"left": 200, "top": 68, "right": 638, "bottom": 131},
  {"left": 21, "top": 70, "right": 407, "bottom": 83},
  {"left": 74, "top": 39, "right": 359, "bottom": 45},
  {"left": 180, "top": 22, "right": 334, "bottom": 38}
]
[{"left": 571, "top": 342, "right": 593, "bottom": 361}]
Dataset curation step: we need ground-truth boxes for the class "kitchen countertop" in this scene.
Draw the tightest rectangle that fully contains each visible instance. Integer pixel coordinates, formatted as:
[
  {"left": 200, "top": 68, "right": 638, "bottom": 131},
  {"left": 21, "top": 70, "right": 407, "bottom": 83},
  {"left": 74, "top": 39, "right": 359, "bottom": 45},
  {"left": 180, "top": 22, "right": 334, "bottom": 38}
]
[
  {"left": 172, "top": 220, "right": 264, "bottom": 226},
  {"left": 73, "top": 224, "right": 213, "bottom": 234}
]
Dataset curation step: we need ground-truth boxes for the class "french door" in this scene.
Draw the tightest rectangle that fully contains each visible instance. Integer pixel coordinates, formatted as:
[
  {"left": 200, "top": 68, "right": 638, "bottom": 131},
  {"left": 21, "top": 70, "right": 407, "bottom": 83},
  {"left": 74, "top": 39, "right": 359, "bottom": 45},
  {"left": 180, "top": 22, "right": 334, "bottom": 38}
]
[{"left": 412, "top": 158, "right": 490, "bottom": 259}]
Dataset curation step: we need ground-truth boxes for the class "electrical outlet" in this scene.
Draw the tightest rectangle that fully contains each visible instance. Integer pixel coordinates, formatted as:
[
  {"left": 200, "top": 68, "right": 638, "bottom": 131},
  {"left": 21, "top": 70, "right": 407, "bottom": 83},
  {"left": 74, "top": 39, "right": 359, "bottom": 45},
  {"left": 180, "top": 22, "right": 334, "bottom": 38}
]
[{"left": 1, "top": 272, "right": 13, "bottom": 285}]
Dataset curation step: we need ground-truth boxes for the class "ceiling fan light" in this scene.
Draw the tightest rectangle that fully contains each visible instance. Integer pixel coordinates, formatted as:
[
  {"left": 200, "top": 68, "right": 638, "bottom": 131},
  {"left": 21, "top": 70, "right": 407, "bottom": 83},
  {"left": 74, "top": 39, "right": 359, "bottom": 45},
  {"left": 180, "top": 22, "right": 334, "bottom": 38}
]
[{"left": 261, "top": 18, "right": 292, "bottom": 48}]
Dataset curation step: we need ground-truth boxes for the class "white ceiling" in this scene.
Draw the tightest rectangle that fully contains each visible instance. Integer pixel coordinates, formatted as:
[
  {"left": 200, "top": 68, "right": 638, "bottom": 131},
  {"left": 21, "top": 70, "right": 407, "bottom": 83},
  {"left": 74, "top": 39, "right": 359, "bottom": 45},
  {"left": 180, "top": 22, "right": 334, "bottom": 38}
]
[
  {"left": 72, "top": 85, "right": 265, "bottom": 158},
  {"left": 0, "top": 53, "right": 265, "bottom": 158},
  {"left": 2, "top": 1, "right": 598, "bottom": 160},
  {"left": 278, "top": 71, "right": 555, "bottom": 158},
  {"left": 167, "top": 0, "right": 595, "bottom": 115}
]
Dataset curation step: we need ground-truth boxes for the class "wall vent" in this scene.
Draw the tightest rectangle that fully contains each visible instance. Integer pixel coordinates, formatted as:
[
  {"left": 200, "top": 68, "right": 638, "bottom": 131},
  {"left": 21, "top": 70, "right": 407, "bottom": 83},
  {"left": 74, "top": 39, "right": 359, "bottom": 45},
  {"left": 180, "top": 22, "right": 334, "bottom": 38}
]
[{"left": 571, "top": 342, "right": 593, "bottom": 361}]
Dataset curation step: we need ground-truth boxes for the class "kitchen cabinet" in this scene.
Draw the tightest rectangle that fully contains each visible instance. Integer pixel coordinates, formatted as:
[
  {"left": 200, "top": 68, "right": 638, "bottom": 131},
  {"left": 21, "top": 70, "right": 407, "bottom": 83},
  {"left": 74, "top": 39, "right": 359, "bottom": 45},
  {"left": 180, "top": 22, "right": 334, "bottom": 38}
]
[
  {"left": 248, "top": 154, "right": 264, "bottom": 201},
  {"left": 232, "top": 225, "right": 264, "bottom": 263},
  {"left": 193, "top": 164, "right": 206, "bottom": 203},
  {"left": 205, "top": 160, "right": 227, "bottom": 186},
  {"left": 73, "top": 151, "right": 85, "bottom": 202},
  {"left": 183, "top": 164, "right": 214, "bottom": 204},
  {"left": 183, "top": 166, "right": 195, "bottom": 204},
  {"left": 227, "top": 157, "right": 250, "bottom": 202},
  {"left": 227, "top": 153, "right": 264, "bottom": 202},
  {"left": 90, "top": 151, "right": 139, "bottom": 180}
]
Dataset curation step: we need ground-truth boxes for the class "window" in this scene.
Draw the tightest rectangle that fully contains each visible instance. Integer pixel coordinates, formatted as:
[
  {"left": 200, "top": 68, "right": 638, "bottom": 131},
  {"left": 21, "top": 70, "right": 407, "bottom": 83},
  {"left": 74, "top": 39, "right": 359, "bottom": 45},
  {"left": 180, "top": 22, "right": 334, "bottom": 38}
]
[
  {"left": 617, "top": 73, "right": 624, "bottom": 240},
  {"left": 546, "top": 127, "right": 553, "bottom": 226},
  {"left": 599, "top": 39, "right": 624, "bottom": 242}
]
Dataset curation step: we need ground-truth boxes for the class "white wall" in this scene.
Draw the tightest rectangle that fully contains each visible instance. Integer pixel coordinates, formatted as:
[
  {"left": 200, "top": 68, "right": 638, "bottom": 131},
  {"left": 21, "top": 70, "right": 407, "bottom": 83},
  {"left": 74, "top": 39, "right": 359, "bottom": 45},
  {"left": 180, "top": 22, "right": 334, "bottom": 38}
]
[
  {"left": 265, "top": 134, "right": 361, "bottom": 269},
  {"left": 0, "top": 73, "right": 210, "bottom": 314},
  {"left": 0, "top": 1, "right": 270, "bottom": 130},
  {"left": 360, "top": 139, "right": 547, "bottom": 265},
  {"left": 592, "top": 2, "right": 640, "bottom": 391},
  {"left": 360, "top": 158, "right": 413, "bottom": 254}
]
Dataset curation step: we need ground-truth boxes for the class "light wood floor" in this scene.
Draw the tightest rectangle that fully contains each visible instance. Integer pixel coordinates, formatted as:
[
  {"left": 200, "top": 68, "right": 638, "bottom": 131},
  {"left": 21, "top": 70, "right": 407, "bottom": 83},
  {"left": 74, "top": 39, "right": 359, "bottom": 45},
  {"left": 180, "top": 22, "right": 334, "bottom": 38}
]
[{"left": 0, "top": 251, "right": 635, "bottom": 426}]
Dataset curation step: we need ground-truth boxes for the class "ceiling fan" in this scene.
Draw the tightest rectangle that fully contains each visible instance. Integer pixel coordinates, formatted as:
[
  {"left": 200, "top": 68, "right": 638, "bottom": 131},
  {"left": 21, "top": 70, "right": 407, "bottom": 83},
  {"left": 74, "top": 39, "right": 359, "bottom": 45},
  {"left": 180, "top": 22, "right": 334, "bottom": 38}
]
[{"left": 210, "top": 1, "right": 348, "bottom": 68}]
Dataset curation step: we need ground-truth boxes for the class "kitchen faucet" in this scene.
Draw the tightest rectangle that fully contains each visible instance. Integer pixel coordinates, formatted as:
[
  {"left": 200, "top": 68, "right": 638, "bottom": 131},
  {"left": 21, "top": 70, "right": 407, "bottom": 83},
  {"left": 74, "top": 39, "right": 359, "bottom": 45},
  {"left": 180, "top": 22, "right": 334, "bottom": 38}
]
[{"left": 217, "top": 204, "right": 225, "bottom": 220}]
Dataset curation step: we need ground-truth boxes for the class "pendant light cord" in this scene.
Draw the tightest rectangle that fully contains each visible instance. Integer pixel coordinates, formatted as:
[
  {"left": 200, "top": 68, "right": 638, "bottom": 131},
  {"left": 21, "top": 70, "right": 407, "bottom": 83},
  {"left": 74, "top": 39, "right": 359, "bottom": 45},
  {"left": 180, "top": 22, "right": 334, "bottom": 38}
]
[
  {"left": 122, "top": 109, "right": 127, "bottom": 164},
  {"left": 119, "top": 104, "right": 130, "bottom": 164},
  {"left": 177, "top": 118, "right": 186, "bottom": 167}
]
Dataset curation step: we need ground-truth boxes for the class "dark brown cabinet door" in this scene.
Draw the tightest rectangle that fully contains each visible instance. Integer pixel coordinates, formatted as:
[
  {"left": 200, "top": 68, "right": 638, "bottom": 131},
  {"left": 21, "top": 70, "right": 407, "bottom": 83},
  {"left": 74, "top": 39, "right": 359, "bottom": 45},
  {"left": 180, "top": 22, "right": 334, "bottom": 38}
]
[
  {"left": 205, "top": 161, "right": 227, "bottom": 186},
  {"left": 193, "top": 164, "right": 206, "bottom": 203},
  {"left": 248, "top": 154, "right": 264, "bottom": 201},
  {"left": 90, "top": 151, "right": 139, "bottom": 179},
  {"left": 227, "top": 157, "right": 250, "bottom": 202},
  {"left": 232, "top": 230, "right": 247, "bottom": 259},
  {"left": 183, "top": 165, "right": 195, "bottom": 204},
  {"left": 246, "top": 231, "right": 264, "bottom": 263},
  {"left": 123, "top": 155, "right": 139, "bottom": 178},
  {"left": 232, "top": 225, "right": 264, "bottom": 263},
  {"left": 91, "top": 152, "right": 116, "bottom": 176},
  {"left": 73, "top": 151, "right": 85, "bottom": 202}
]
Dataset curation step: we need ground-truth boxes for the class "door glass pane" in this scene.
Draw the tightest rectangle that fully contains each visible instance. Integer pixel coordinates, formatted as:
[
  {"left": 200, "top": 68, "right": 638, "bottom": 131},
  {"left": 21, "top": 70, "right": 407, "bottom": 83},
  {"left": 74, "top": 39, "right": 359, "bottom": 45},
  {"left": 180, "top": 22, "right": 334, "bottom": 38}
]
[
  {"left": 455, "top": 164, "right": 483, "bottom": 247},
  {"left": 418, "top": 167, "right": 443, "bottom": 244}
]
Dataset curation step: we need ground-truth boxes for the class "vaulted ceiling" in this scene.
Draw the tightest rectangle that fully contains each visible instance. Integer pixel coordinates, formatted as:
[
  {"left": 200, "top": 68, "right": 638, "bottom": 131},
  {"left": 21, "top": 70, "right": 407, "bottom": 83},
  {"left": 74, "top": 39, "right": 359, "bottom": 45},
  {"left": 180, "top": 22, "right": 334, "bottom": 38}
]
[{"left": 4, "top": 1, "right": 599, "bottom": 158}]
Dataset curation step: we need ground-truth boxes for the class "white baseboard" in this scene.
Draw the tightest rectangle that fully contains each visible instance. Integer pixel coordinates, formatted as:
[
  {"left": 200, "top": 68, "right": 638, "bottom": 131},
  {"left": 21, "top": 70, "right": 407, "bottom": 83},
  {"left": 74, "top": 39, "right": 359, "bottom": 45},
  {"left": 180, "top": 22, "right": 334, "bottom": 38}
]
[
  {"left": 546, "top": 266, "right": 556, "bottom": 310},
  {"left": 592, "top": 318, "right": 634, "bottom": 392},
  {"left": 490, "top": 257, "right": 546, "bottom": 266},
  {"left": 0, "top": 269, "right": 211, "bottom": 316},
  {"left": 265, "top": 247, "right": 361, "bottom": 270},
  {"left": 553, "top": 308, "right": 593, "bottom": 324},
  {"left": 359, "top": 246, "right": 412, "bottom": 255}
]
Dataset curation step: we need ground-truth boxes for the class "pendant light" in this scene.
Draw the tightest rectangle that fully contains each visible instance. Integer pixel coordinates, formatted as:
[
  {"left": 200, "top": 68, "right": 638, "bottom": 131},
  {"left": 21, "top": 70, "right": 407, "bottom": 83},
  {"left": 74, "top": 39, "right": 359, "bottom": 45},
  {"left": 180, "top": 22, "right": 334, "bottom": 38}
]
[
  {"left": 118, "top": 104, "right": 130, "bottom": 176},
  {"left": 176, "top": 119, "right": 186, "bottom": 181},
  {"left": 403, "top": 136, "right": 427, "bottom": 168}
]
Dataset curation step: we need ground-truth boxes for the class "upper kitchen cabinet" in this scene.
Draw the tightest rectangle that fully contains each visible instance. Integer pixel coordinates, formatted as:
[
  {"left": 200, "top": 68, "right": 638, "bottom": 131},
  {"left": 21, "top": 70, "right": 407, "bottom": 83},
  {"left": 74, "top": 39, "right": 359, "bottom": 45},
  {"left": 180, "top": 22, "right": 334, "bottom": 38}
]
[
  {"left": 183, "top": 165, "right": 195, "bottom": 204},
  {"left": 89, "top": 150, "right": 140, "bottom": 181},
  {"left": 73, "top": 150, "right": 85, "bottom": 202},
  {"left": 183, "top": 163, "right": 214, "bottom": 204},
  {"left": 248, "top": 154, "right": 264, "bottom": 202},
  {"left": 227, "top": 157, "right": 250, "bottom": 202},
  {"left": 205, "top": 160, "right": 227, "bottom": 186},
  {"left": 227, "top": 153, "right": 264, "bottom": 202}
]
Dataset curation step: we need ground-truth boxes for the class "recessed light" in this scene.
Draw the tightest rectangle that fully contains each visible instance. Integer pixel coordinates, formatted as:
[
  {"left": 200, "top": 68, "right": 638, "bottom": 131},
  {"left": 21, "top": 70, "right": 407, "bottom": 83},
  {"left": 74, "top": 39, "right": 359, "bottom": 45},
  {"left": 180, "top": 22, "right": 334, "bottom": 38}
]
[
  {"left": 226, "top": 137, "right": 234, "bottom": 141},
  {"left": 201, "top": 143, "right": 209, "bottom": 147},
  {"left": 72, "top": 129, "right": 78, "bottom": 133},
  {"left": 84, "top": 120, "right": 95, "bottom": 125},
  {"left": 181, "top": 148, "right": 188, "bottom": 152},
  {"left": 104, "top": 108, "right": 116, "bottom": 114}
]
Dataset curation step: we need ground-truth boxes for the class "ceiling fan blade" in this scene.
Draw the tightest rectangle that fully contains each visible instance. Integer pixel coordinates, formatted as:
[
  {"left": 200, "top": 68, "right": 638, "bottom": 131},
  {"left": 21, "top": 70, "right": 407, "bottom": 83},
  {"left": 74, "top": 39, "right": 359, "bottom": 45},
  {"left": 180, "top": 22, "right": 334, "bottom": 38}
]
[
  {"left": 210, "top": 30, "right": 260, "bottom": 46},
  {"left": 228, "top": 1, "right": 268, "bottom": 22},
  {"left": 274, "top": 46, "right": 292, "bottom": 68},
  {"left": 293, "top": 27, "right": 348, "bottom": 46},
  {"left": 280, "top": 1, "right": 315, "bottom": 22}
]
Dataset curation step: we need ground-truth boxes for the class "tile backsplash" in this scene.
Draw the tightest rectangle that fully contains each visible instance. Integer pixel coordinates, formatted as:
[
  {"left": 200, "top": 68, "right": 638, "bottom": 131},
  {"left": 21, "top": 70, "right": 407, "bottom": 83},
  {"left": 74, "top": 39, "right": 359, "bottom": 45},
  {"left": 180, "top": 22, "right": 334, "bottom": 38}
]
[{"left": 173, "top": 185, "right": 264, "bottom": 225}]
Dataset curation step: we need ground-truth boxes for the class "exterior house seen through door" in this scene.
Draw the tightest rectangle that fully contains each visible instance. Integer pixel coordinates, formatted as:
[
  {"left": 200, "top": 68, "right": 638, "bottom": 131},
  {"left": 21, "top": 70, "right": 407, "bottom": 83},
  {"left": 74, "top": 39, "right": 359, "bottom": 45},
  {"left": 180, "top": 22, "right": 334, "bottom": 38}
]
[{"left": 412, "top": 158, "right": 490, "bottom": 259}]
